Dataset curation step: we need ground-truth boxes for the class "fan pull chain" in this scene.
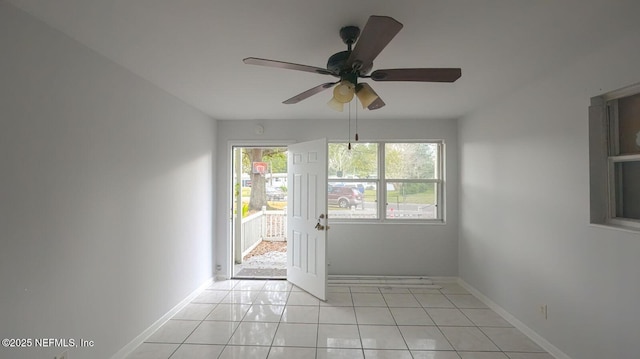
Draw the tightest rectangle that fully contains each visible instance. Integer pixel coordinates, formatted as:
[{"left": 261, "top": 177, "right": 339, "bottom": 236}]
[
  {"left": 355, "top": 98, "right": 359, "bottom": 142},
  {"left": 348, "top": 101, "right": 352, "bottom": 150}
]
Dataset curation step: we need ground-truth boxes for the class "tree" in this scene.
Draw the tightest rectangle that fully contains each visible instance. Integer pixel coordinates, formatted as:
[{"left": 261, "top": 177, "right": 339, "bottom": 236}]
[
  {"left": 243, "top": 147, "right": 287, "bottom": 211},
  {"left": 350, "top": 143, "right": 377, "bottom": 179},
  {"left": 328, "top": 143, "right": 377, "bottom": 178},
  {"left": 385, "top": 143, "right": 436, "bottom": 179},
  {"left": 328, "top": 143, "right": 351, "bottom": 177},
  {"left": 384, "top": 143, "right": 436, "bottom": 198},
  {"left": 268, "top": 151, "right": 287, "bottom": 173},
  {"left": 385, "top": 145, "right": 403, "bottom": 178}
]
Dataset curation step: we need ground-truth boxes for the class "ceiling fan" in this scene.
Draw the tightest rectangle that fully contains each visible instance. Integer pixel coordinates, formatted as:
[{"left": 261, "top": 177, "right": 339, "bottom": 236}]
[{"left": 243, "top": 15, "right": 461, "bottom": 111}]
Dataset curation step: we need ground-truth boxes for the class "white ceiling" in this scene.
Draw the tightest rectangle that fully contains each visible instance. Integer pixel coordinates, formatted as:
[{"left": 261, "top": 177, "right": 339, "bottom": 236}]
[{"left": 6, "top": 0, "right": 638, "bottom": 121}]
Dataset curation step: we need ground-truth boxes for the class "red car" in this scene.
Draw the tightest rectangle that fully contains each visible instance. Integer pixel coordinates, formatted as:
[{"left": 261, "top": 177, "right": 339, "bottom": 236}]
[{"left": 328, "top": 186, "right": 363, "bottom": 208}]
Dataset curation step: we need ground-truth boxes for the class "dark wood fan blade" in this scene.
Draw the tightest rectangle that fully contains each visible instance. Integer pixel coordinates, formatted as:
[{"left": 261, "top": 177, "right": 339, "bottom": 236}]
[
  {"left": 283, "top": 82, "right": 338, "bottom": 104},
  {"left": 243, "top": 57, "right": 336, "bottom": 76},
  {"left": 346, "top": 16, "right": 403, "bottom": 72},
  {"left": 370, "top": 68, "right": 462, "bottom": 82}
]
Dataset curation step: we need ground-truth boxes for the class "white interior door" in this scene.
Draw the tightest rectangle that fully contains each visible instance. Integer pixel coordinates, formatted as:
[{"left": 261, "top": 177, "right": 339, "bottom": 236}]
[{"left": 287, "top": 138, "right": 328, "bottom": 300}]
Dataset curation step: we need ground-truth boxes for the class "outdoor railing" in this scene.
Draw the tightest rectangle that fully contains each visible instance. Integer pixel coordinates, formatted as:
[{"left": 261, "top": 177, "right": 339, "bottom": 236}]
[
  {"left": 263, "top": 209, "right": 286, "bottom": 241},
  {"left": 241, "top": 211, "right": 263, "bottom": 257},
  {"left": 240, "top": 207, "right": 286, "bottom": 259}
]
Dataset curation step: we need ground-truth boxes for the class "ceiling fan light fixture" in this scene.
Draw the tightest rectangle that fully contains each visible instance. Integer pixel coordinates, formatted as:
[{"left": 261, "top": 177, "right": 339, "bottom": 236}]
[
  {"left": 355, "top": 83, "right": 378, "bottom": 109},
  {"left": 327, "top": 97, "right": 344, "bottom": 112},
  {"left": 333, "top": 80, "right": 355, "bottom": 103},
  {"left": 244, "top": 15, "right": 460, "bottom": 111}
]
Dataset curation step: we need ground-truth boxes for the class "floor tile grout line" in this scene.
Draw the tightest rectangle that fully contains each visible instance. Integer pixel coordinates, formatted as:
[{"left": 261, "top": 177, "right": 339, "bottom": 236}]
[
  {"left": 314, "top": 288, "right": 323, "bottom": 359},
  {"left": 440, "top": 287, "right": 509, "bottom": 355},
  {"left": 350, "top": 285, "right": 367, "bottom": 358},
  {"left": 166, "top": 302, "right": 218, "bottom": 359},
  {"left": 218, "top": 291, "right": 252, "bottom": 352},
  {"left": 430, "top": 289, "right": 461, "bottom": 354},
  {"left": 409, "top": 287, "right": 438, "bottom": 326},
  {"left": 385, "top": 288, "right": 415, "bottom": 355},
  {"left": 264, "top": 285, "right": 292, "bottom": 355},
  {"left": 436, "top": 286, "right": 513, "bottom": 356}
]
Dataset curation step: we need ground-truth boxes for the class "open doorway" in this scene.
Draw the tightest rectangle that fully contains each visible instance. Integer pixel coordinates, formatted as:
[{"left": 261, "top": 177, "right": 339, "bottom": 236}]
[{"left": 231, "top": 146, "right": 288, "bottom": 279}]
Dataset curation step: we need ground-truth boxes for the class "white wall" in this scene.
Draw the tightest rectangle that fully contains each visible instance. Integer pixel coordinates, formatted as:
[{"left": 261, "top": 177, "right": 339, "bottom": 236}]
[
  {"left": 216, "top": 117, "right": 458, "bottom": 278},
  {"left": 0, "top": 4, "right": 216, "bottom": 359},
  {"left": 458, "top": 9, "right": 640, "bottom": 359}
]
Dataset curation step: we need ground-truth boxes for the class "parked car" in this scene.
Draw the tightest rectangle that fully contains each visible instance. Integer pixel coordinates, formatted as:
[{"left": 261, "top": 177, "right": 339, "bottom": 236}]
[
  {"left": 266, "top": 187, "right": 286, "bottom": 201},
  {"left": 328, "top": 186, "right": 363, "bottom": 208}
]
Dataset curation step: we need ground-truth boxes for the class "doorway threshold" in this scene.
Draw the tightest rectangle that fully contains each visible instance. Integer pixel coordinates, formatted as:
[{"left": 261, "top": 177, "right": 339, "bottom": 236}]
[
  {"left": 234, "top": 238, "right": 287, "bottom": 279},
  {"left": 233, "top": 266, "right": 287, "bottom": 279}
]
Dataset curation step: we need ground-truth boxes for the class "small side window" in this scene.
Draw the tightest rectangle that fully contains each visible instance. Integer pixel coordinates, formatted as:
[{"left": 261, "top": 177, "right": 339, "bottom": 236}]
[
  {"left": 608, "top": 93, "right": 640, "bottom": 222},
  {"left": 590, "top": 84, "right": 640, "bottom": 230}
]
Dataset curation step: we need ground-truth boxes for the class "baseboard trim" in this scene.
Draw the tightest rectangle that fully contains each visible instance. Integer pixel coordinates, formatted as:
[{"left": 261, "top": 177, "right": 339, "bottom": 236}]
[
  {"left": 327, "top": 275, "right": 458, "bottom": 282},
  {"left": 110, "top": 277, "right": 213, "bottom": 359},
  {"left": 457, "top": 278, "right": 571, "bottom": 359},
  {"left": 328, "top": 275, "right": 437, "bottom": 288},
  {"left": 428, "top": 276, "right": 459, "bottom": 284}
]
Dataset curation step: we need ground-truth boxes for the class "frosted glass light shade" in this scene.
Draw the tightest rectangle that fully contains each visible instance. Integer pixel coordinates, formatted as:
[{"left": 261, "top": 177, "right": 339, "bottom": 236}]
[
  {"left": 355, "top": 83, "right": 378, "bottom": 109},
  {"left": 333, "top": 81, "right": 355, "bottom": 103},
  {"left": 327, "top": 97, "right": 344, "bottom": 111}
]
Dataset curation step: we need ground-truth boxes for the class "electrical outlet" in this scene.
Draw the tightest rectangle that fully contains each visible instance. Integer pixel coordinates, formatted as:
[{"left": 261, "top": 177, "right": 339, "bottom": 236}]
[
  {"left": 539, "top": 304, "right": 548, "bottom": 320},
  {"left": 54, "top": 350, "right": 68, "bottom": 359}
]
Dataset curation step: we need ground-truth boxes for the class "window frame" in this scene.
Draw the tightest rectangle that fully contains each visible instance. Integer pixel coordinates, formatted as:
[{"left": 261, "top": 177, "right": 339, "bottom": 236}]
[
  {"left": 327, "top": 142, "right": 380, "bottom": 220},
  {"left": 608, "top": 155, "right": 640, "bottom": 228},
  {"left": 590, "top": 82, "right": 640, "bottom": 231},
  {"left": 327, "top": 140, "right": 445, "bottom": 223}
]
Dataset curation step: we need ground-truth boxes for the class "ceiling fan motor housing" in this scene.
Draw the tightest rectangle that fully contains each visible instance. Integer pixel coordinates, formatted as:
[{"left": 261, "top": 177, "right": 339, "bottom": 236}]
[
  {"left": 326, "top": 51, "right": 350, "bottom": 74},
  {"left": 328, "top": 25, "right": 374, "bottom": 78},
  {"left": 340, "top": 25, "right": 360, "bottom": 44}
]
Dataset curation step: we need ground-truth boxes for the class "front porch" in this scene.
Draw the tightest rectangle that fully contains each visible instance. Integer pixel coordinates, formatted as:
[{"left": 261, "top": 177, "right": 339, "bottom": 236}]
[{"left": 234, "top": 207, "right": 287, "bottom": 278}]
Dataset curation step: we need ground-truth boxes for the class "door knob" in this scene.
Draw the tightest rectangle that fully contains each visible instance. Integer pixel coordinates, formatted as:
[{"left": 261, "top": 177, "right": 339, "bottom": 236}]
[{"left": 316, "top": 213, "right": 327, "bottom": 230}]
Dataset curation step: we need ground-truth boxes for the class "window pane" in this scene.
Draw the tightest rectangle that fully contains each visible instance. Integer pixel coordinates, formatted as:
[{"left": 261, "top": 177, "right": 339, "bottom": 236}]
[
  {"left": 614, "top": 161, "right": 640, "bottom": 220},
  {"left": 385, "top": 143, "right": 438, "bottom": 179},
  {"left": 328, "top": 181, "right": 378, "bottom": 219},
  {"left": 618, "top": 93, "right": 640, "bottom": 155},
  {"left": 328, "top": 143, "right": 378, "bottom": 179},
  {"left": 386, "top": 182, "right": 437, "bottom": 219}
]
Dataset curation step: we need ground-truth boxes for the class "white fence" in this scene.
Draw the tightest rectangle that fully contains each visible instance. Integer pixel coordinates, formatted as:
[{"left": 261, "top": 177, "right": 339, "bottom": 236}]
[{"left": 240, "top": 207, "right": 286, "bottom": 259}]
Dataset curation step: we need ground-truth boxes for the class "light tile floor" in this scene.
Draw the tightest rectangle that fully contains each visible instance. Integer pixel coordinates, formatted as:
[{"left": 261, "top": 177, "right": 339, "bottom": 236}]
[{"left": 127, "top": 280, "right": 554, "bottom": 359}]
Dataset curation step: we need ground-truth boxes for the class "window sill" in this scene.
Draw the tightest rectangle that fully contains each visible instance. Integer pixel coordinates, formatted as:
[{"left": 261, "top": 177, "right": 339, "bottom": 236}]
[
  {"left": 590, "top": 221, "right": 640, "bottom": 234},
  {"left": 328, "top": 219, "right": 446, "bottom": 225}
]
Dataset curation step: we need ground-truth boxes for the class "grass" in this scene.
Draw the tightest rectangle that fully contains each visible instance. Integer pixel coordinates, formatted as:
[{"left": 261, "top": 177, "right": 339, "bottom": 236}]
[
  {"left": 363, "top": 189, "right": 435, "bottom": 204},
  {"left": 387, "top": 189, "right": 435, "bottom": 204}
]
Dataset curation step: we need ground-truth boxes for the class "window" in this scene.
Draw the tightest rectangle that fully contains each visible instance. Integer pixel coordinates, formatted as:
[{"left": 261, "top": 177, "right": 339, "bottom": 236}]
[
  {"left": 328, "top": 141, "right": 444, "bottom": 222},
  {"left": 608, "top": 93, "right": 640, "bottom": 222},
  {"left": 590, "top": 84, "right": 640, "bottom": 230},
  {"left": 328, "top": 143, "right": 378, "bottom": 219},
  {"left": 385, "top": 143, "right": 440, "bottom": 220}
]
